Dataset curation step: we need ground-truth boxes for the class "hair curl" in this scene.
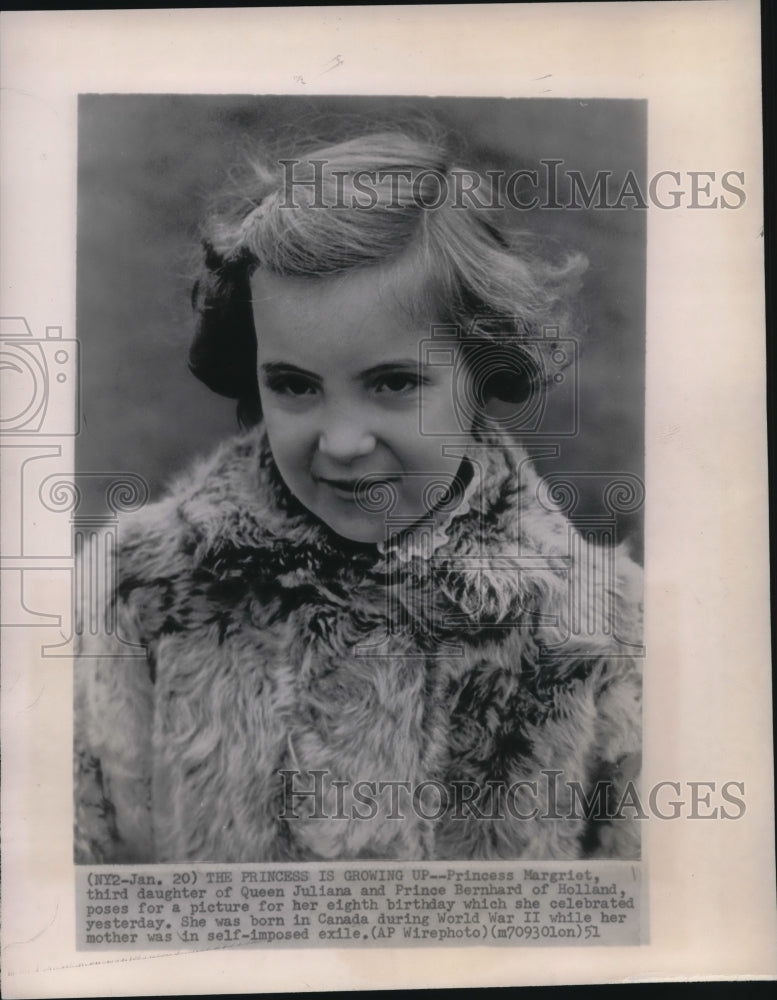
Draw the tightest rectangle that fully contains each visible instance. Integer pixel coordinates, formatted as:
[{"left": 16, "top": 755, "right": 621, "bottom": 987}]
[{"left": 190, "top": 128, "right": 587, "bottom": 426}]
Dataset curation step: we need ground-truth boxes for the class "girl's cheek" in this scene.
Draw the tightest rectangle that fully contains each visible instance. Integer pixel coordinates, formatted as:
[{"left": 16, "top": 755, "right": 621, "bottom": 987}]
[
  {"left": 415, "top": 395, "right": 459, "bottom": 439},
  {"left": 267, "top": 412, "right": 321, "bottom": 456},
  {"left": 378, "top": 411, "right": 423, "bottom": 452}
]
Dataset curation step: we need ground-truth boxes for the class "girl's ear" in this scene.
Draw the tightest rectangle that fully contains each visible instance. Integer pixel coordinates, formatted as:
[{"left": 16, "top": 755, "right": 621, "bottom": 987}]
[
  {"left": 460, "top": 341, "right": 538, "bottom": 407},
  {"left": 483, "top": 395, "right": 523, "bottom": 421},
  {"left": 466, "top": 349, "right": 545, "bottom": 436}
]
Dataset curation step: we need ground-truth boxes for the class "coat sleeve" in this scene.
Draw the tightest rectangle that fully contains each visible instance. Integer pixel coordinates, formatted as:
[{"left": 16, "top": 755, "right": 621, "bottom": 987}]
[
  {"left": 73, "top": 532, "right": 156, "bottom": 863},
  {"left": 582, "top": 656, "right": 642, "bottom": 859},
  {"left": 584, "top": 551, "right": 643, "bottom": 860}
]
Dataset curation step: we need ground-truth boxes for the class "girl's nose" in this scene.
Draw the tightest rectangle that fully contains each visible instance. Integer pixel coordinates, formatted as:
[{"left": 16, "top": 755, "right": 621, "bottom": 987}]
[{"left": 317, "top": 415, "right": 376, "bottom": 463}]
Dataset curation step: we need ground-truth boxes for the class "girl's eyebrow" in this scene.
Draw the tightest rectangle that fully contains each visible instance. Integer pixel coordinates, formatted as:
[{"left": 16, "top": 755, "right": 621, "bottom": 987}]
[
  {"left": 260, "top": 361, "right": 321, "bottom": 381},
  {"left": 359, "top": 360, "right": 423, "bottom": 381},
  {"left": 261, "top": 360, "right": 426, "bottom": 382}
]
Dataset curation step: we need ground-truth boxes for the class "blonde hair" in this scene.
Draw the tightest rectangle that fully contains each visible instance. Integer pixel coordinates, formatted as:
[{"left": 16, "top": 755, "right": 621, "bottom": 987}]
[{"left": 190, "top": 128, "right": 587, "bottom": 425}]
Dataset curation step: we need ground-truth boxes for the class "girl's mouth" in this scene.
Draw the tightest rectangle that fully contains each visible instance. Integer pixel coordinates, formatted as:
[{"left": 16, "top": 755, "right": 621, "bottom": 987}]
[
  {"left": 317, "top": 476, "right": 398, "bottom": 500},
  {"left": 320, "top": 478, "right": 359, "bottom": 497}
]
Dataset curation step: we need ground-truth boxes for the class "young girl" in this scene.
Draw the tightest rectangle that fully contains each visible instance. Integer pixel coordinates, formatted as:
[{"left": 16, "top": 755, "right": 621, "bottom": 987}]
[{"left": 75, "top": 129, "right": 643, "bottom": 864}]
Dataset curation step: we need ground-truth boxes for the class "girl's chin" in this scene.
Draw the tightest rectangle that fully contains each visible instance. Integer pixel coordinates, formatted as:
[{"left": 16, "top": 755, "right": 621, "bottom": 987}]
[
  {"left": 302, "top": 486, "right": 463, "bottom": 545},
  {"left": 316, "top": 512, "right": 389, "bottom": 545},
  {"left": 304, "top": 490, "right": 404, "bottom": 545}
]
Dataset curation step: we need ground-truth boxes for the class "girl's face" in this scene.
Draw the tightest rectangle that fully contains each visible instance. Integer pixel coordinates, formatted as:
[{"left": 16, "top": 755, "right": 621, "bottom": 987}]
[{"left": 251, "top": 262, "right": 474, "bottom": 544}]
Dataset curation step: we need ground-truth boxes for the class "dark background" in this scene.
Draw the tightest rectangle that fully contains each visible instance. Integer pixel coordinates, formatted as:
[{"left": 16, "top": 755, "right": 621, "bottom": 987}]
[{"left": 76, "top": 95, "right": 646, "bottom": 558}]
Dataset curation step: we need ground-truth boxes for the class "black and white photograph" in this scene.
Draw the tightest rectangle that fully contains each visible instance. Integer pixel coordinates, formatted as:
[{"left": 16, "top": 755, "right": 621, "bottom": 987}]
[
  {"left": 73, "top": 95, "right": 645, "bottom": 866},
  {"left": 1, "top": 4, "right": 774, "bottom": 995}
]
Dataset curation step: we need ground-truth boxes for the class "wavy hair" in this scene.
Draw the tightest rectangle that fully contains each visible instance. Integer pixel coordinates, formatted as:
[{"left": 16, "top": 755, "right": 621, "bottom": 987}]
[{"left": 190, "top": 128, "right": 587, "bottom": 426}]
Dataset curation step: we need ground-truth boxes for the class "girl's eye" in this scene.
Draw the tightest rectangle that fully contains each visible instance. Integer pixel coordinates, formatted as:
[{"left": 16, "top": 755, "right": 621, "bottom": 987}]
[
  {"left": 373, "top": 372, "right": 422, "bottom": 394},
  {"left": 266, "top": 375, "right": 319, "bottom": 397}
]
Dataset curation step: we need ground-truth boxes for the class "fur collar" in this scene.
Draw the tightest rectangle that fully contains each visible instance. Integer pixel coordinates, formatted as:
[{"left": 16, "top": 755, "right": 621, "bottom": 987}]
[
  {"left": 169, "top": 423, "right": 532, "bottom": 583},
  {"left": 123, "top": 423, "right": 639, "bottom": 672}
]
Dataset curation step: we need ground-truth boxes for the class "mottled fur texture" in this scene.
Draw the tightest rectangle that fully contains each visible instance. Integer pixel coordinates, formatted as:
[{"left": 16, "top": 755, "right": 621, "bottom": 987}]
[{"left": 74, "top": 425, "right": 642, "bottom": 863}]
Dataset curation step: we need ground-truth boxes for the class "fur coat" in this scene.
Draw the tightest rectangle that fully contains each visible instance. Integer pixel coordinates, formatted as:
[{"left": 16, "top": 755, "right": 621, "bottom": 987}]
[{"left": 74, "top": 424, "right": 643, "bottom": 864}]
